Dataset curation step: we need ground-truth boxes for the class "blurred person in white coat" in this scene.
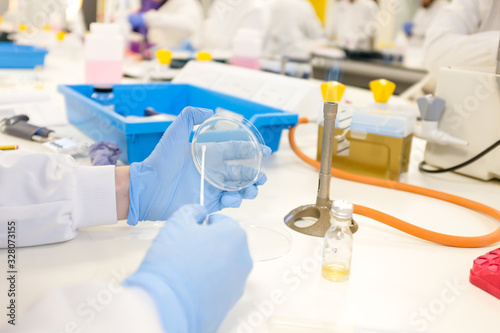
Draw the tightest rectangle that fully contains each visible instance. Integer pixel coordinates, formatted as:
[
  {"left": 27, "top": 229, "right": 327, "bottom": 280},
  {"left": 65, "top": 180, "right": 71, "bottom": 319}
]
[
  {"left": 262, "top": 0, "right": 325, "bottom": 60},
  {"left": 192, "top": 0, "right": 270, "bottom": 52},
  {"left": 424, "top": 0, "right": 500, "bottom": 76},
  {"left": 326, "top": 0, "right": 379, "bottom": 50},
  {"left": 128, "top": 0, "right": 203, "bottom": 49},
  {"left": 403, "top": 0, "right": 448, "bottom": 44}
]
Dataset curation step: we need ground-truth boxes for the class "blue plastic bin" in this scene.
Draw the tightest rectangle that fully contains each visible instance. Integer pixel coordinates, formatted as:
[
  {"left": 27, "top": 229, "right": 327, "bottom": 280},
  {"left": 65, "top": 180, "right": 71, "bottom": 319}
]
[
  {"left": 0, "top": 42, "right": 48, "bottom": 69},
  {"left": 58, "top": 83, "right": 298, "bottom": 164}
]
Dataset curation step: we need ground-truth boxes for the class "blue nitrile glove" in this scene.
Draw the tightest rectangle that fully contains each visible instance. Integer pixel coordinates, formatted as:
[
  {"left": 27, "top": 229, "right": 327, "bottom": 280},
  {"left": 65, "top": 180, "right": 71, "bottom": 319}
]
[
  {"left": 128, "top": 13, "right": 146, "bottom": 29},
  {"left": 403, "top": 21, "right": 414, "bottom": 37},
  {"left": 127, "top": 106, "right": 269, "bottom": 226},
  {"left": 177, "top": 39, "right": 195, "bottom": 52},
  {"left": 124, "top": 204, "right": 253, "bottom": 333}
]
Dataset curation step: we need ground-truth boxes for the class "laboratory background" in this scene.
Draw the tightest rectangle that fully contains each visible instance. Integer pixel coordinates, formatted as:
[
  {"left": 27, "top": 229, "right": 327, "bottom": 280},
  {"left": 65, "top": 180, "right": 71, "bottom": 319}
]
[{"left": 1, "top": 0, "right": 500, "bottom": 332}]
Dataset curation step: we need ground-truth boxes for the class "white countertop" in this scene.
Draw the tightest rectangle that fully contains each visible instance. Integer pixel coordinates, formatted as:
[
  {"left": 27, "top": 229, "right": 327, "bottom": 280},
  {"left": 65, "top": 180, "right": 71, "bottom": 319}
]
[{"left": 1, "top": 49, "right": 500, "bottom": 333}]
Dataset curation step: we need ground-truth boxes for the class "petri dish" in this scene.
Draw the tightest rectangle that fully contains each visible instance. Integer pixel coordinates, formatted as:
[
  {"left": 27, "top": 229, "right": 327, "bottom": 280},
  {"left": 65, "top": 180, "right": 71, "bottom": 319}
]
[
  {"left": 192, "top": 113, "right": 266, "bottom": 191},
  {"left": 244, "top": 224, "right": 292, "bottom": 262}
]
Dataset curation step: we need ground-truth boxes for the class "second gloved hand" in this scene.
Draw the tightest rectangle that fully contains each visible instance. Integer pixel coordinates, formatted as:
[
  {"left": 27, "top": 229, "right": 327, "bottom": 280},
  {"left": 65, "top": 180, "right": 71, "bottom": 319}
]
[
  {"left": 127, "top": 106, "right": 269, "bottom": 225},
  {"left": 128, "top": 13, "right": 146, "bottom": 29},
  {"left": 125, "top": 204, "right": 253, "bottom": 333},
  {"left": 403, "top": 21, "right": 414, "bottom": 37}
]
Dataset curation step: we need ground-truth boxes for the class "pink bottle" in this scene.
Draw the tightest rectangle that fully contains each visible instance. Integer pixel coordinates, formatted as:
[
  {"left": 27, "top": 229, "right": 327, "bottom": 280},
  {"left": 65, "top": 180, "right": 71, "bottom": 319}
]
[
  {"left": 230, "top": 29, "right": 262, "bottom": 70},
  {"left": 85, "top": 23, "right": 124, "bottom": 84}
]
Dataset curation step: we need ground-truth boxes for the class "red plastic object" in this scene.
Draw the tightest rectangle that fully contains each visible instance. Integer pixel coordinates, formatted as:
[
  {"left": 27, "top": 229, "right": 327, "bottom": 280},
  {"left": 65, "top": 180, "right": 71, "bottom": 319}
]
[{"left": 470, "top": 248, "right": 500, "bottom": 299}]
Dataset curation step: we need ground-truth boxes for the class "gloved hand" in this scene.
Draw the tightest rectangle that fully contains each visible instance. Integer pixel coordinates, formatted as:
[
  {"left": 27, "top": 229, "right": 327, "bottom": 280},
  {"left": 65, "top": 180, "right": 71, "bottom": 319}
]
[
  {"left": 128, "top": 13, "right": 146, "bottom": 29},
  {"left": 177, "top": 39, "right": 195, "bottom": 52},
  {"left": 125, "top": 204, "right": 253, "bottom": 333},
  {"left": 403, "top": 21, "right": 414, "bottom": 37},
  {"left": 127, "top": 106, "right": 269, "bottom": 226}
]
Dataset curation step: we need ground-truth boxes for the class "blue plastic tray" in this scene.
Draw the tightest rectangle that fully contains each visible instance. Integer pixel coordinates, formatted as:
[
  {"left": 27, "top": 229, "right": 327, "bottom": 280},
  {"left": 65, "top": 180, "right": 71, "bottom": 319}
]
[
  {"left": 58, "top": 83, "right": 298, "bottom": 164},
  {"left": 0, "top": 42, "right": 48, "bottom": 69}
]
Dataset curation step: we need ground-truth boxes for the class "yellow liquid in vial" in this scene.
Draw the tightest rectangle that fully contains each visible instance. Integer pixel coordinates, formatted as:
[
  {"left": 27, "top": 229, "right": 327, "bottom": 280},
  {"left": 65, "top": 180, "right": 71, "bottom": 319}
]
[{"left": 321, "top": 262, "right": 350, "bottom": 282}]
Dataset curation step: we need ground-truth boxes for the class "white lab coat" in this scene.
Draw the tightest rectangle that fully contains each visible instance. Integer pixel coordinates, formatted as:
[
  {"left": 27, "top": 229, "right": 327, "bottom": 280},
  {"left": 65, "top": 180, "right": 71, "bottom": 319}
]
[
  {"left": 0, "top": 284, "right": 163, "bottom": 332},
  {"left": 0, "top": 152, "right": 163, "bottom": 332},
  {"left": 412, "top": 0, "right": 448, "bottom": 40},
  {"left": 262, "top": 0, "right": 324, "bottom": 60},
  {"left": 144, "top": 0, "right": 204, "bottom": 49},
  {"left": 193, "top": 0, "right": 270, "bottom": 51},
  {"left": 326, "top": 0, "right": 379, "bottom": 50},
  {"left": 423, "top": 0, "right": 500, "bottom": 75},
  {"left": 0, "top": 151, "right": 117, "bottom": 247}
]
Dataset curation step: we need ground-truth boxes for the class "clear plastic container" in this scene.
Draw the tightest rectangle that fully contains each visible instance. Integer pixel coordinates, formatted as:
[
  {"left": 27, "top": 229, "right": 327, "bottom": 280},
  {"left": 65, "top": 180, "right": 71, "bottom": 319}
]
[
  {"left": 91, "top": 85, "right": 115, "bottom": 110},
  {"left": 230, "top": 28, "right": 262, "bottom": 70},
  {"left": 85, "top": 23, "right": 124, "bottom": 84},
  {"left": 191, "top": 113, "right": 266, "bottom": 191}
]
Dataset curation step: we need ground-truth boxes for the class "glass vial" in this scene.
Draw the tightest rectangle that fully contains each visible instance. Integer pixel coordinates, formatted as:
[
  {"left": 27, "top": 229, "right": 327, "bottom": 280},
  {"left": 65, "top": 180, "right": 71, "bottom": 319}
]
[
  {"left": 322, "top": 200, "right": 354, "bottom": 282},
  {"left": 91, "top": 85, "right": 115, "bottom": 111}
]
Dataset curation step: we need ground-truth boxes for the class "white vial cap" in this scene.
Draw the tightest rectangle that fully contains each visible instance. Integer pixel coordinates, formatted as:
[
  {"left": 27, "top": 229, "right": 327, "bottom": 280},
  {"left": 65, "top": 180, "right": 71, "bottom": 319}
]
[{"left": 331, "top": 200, "right": 353, "bottom": 220}]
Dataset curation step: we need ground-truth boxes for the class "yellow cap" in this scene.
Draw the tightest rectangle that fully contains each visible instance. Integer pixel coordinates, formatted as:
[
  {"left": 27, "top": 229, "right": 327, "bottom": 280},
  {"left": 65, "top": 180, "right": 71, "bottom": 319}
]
[
  {"left": 56, "top": 31, "right": 66, "bottom": 41},
  {"left": 379, "top": 41, "right": 387, "bottom": 49},
  {"left": 43, "top": 25, "right": 51, "bottom": 31},
  {"left": 0, "top": 17, "right": 3, "bottom": 24},
  {"left": 196, "top": 51, "right": 212, "bottom": 61},
  {"left": 321, "top": 81, "right": 345, "bottom": 103},
  {"left": 369, "top": 79, "right": 396, "bottom": 103},
  {"left": 18, "top": 23, "right": 27, "bottom": 32},
  {"left": 156, "top": 49, "right": 172, "bottom": 65},
  {"left": 389, "top": 42, "right": 395, "bottom": 49}
]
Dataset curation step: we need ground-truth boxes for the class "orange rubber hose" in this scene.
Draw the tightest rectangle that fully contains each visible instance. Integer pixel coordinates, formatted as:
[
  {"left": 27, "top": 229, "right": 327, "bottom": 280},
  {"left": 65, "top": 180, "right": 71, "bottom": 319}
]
[{"left": 289, "top": 117, "right": 500, "bottom": 248}]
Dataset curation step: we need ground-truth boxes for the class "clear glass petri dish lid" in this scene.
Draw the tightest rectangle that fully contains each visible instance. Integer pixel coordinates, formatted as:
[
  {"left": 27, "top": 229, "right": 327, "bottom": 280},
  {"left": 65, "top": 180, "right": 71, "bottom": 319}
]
[{"left": 191, "top": 113, "right": 267, "bottom": 191}]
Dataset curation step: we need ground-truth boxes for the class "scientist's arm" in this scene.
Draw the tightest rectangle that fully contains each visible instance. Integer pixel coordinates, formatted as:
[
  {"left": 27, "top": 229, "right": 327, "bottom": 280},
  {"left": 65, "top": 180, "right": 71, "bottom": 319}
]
[
  {"left": 143, "top": 0, "right": 203, "bottom": 38},
  {"left": 0, "top": 152, "right": 117, "bottom": 248},
  {"left": 423, "top": 0, "right": 500, "bottom": 75},
  {"left": 115, "top": 165, "right": 130, "bottom": 220},
  {"left": 0, "top": 205, "right": 251, "bottom": 333}
]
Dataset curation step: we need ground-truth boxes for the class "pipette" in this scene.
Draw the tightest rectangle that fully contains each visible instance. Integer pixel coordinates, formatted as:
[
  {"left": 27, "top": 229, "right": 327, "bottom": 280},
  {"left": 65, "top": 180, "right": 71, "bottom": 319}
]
[{"left": 200, "top": 145, "right": 208, "bottom": 225}]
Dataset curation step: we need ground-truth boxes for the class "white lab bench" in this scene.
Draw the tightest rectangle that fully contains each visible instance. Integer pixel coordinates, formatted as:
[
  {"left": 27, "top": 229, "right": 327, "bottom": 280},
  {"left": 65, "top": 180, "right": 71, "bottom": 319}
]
[{"left": 1, "top": 51, "right": 500, "bottom": 333}]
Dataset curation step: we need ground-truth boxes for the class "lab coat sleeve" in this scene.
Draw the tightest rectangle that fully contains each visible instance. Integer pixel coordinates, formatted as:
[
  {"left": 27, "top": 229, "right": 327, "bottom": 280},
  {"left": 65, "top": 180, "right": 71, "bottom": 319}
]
[
  {"left": 423, "top": 0, "right": 500, "bottom": 75},
  {"left": 0, "top": 283, "right": 164, "bottom": 333},
  {"left": 143, "top": 0, "right": 203, "bottom": 38},
  {"left": 0, "top": 151, "right": 117, "bottom": 248}
]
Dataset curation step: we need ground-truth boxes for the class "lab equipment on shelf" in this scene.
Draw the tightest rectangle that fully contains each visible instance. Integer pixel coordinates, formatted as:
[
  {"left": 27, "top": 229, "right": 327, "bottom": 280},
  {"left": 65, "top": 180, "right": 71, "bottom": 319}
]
[
  {"left": 322, "top": 200, "right": 354, "bottom": 282},
  {"left": 84, "top": 23, "right": 124, "bottom": 84}
]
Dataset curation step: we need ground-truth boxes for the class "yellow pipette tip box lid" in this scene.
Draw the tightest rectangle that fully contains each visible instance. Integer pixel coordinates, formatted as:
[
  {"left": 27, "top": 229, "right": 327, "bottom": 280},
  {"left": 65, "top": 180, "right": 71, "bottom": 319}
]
[
  {"left": 196, "top": 51, "right": 212, "bottom": 61},
  {"left": 369, "top": 79, "right": 396, "bottom": 104},
  {"left": 156, "top": 49, "right": 172, "bottom": 65},
  {"left": 56, "top": 31, "right": 66, "bottom": 41},
  {"left": 321, "top": 81, "right": 345, "bottom": 103}
]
